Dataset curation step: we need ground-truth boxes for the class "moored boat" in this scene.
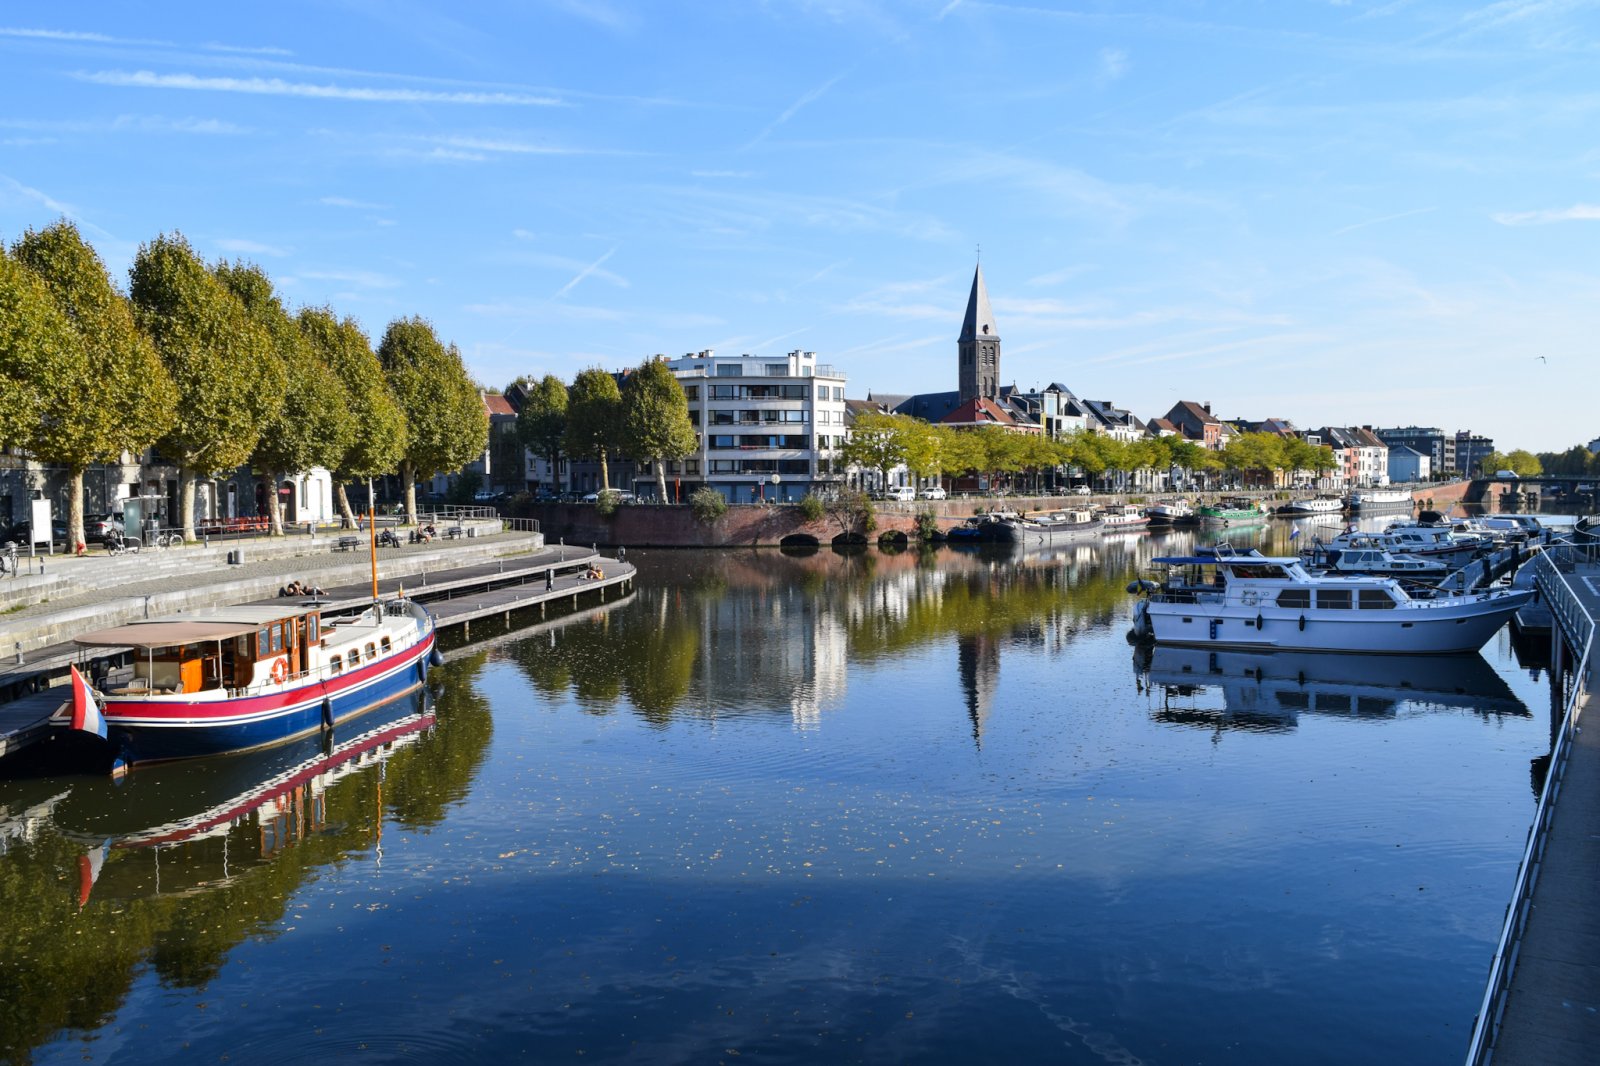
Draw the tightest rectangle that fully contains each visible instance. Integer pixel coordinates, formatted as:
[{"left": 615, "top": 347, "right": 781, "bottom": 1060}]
[
  {"left": 993, "top": 509, "right": 1104, "bottom": 545},
  {"left": 1097, "top": 504, "right": 1150, "bottom": 533},
  {"left": 1346, "top": 487, "right": 1414, "bottom": 511},
  {"left": 1145, "top": 499, "right": 1197, "bottom": 525},
  {"left": 1127, "top": 548, "right": 1529, "bottom": 654},
  {"left": 1279, "top": 495, "right": 1343, "bottom": 516},
  {"left": 1196, "top": 497, "right": 1268, "bottom": 525},
  {"left": 56, "top": 597, "right": 438, "bottom": 769},
  {"left": 1300, "top": 536, "right": 1451, "bottom": 582}
]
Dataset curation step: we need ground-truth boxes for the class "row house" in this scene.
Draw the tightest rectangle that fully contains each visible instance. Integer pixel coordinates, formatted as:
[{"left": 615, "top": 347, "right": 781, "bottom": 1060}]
[
  {"left": 1161, "top": 400, "right": 1229, "bottom": 449},
  {"left": 1316, "top": 427, "right": 1389, "bottom": 487}
]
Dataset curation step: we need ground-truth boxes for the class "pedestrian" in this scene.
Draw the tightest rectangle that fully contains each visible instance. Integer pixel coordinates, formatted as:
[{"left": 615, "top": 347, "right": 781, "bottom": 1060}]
[
  {"left": 617, "top": 545, "right": 627, "bottom": 563},
  {"left": 546, "top": 568, "right": 554, "bottom": 591}
]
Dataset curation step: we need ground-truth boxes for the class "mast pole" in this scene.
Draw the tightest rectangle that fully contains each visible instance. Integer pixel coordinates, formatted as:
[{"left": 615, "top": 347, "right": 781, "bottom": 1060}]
[{"left": 369, "top": 502, "right": 379, "bottom": 603}]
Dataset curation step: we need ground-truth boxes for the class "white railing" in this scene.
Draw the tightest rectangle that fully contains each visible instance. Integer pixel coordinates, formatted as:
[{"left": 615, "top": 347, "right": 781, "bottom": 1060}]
[{"left": 1465, "top": 543, "right": 1596, "bottom": 1065}]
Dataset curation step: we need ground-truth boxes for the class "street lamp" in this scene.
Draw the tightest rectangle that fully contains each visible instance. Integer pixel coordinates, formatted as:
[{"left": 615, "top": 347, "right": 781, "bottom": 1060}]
[
  {"left": 757, "top": 475, "right": 766, "bottom": 502},
  {"left": 771, "top": 472, "right": 782, "bottom": 502}
]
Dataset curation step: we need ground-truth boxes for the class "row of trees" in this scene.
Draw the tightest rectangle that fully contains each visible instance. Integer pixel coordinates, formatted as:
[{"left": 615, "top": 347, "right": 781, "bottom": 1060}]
[
  {"left": 838, "top": 413, "right": 1339, "bottom": 492},
  {"left": 0, "top": 221, "right": 487, "bottom": 546},
  {"left": 515, "top": 361, "right": 697, "bottom": 502}
]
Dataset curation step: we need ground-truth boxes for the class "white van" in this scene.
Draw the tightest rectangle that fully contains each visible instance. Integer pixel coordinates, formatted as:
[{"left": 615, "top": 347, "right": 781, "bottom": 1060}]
[
  {"left": 885, "top": 487, "right": 916, "bottom": 502},
  {"left": 919, "top": 486, "right": 948, "bottom": 500}
]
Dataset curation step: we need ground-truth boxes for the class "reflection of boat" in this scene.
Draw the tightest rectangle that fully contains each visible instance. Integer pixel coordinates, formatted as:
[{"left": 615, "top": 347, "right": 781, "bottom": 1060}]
[
  {"left": 1139, "top": 645, "right": 1527, "bottom": 726},
  {"left": 1128, "top": 549, "right": 1531, "bottom": 653},
  {"left": 1196, "top": 497, "right": 1268, "bottom": 525},
  {"left": 994, "top": 509, "right": 1104, "bottom": 544},
  {"left": 57, "top": 691, "right": 434, "bottom": 901},
  {"left": 59, "top": 599, "right": 437, "bottom": 766},
  {"left": 1280, "top": 496, "right": 1343, "bottom": 516}
]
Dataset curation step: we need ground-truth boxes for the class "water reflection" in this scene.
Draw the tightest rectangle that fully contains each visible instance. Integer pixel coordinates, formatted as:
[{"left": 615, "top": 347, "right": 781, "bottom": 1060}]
[
  {"left": 0, "top": 671, "right": 492, "bottom": 1061},
  {"left": 1137, "top": 645, "right": 1529, "bottom": 733}
]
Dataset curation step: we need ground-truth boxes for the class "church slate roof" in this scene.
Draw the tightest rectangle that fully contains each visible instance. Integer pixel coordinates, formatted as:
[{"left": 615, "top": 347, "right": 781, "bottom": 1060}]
[{"left": 958, "top": 264, "right": 998, "bottom": 342}]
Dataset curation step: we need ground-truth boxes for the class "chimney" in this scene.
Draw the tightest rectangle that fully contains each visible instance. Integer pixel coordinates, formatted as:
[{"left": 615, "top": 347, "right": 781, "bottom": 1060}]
[{"left": 1203, "top": 401, "right": 1211, "bottom": 414}]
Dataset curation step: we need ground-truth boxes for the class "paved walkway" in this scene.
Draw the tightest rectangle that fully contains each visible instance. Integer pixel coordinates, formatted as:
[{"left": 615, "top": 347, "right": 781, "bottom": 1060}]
[{"left": 1489, "top": 559, "right": 1600, "bottom": 1065}]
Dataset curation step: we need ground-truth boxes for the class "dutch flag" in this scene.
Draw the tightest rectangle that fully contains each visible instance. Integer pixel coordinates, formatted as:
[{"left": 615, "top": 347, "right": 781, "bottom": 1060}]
[
  {"left": 68, "top": 665, "right": 107, "bottom": 739},
  {"left": 1289, "top": 527, "right": 1301, "bottom": 541}
]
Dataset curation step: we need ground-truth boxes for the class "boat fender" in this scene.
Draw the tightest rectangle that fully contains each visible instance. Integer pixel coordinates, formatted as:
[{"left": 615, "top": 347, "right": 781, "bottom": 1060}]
[
  {"left": 430, "top": 646, "right": 445, "bottom": 667},
  {"left": 320, "top": 697, "right": 334, "bottom": 731},
  {"left": 1126, "top": 580, "right": 1142, "bottom": 594},
  {"left": 1256, "top": 612, "right": 1264, "bottom": 630},
  {"left": 1298, "top": 614, "right": 1306, "bottom": 632},
  {"left": 416, "top": 658, "right": 428, "bottom": 684}
]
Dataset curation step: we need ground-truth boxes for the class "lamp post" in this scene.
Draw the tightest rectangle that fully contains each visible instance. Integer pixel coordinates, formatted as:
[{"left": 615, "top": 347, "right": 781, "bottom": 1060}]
[
  {"left": 771, "top": 472, "right": 782, "bottom": 502},
  {"left": 757, "top": 475, "right": 766, "bottom": 502}
]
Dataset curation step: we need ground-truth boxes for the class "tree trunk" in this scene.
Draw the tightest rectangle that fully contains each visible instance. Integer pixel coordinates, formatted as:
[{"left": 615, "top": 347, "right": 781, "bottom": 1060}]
[
  {"left": 268, "top": 470, "right": 285, "bottom": 537},
  {"left": 67, "top": 466, "right": 86, "bottom": 554},
  {"left": 179, "top": 469, "right": 197, "bottom": 540},
  {"left": 337, "top": 482, "right": 358, "bottom": 529},
  {"left": 402, "top": 460, "right": 418, "bottom": 525},
  {"left": 599, "top": 452, "right": 611, "bottom": 492},
  {"left": 656, "top": 461, "right": 668, "bottom": 505}
]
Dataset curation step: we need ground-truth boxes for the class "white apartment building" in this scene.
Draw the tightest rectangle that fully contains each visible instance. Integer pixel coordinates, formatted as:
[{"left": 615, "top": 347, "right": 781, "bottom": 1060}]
[{"left": 664, "top": 349, "right": 848, "bottom": 503}]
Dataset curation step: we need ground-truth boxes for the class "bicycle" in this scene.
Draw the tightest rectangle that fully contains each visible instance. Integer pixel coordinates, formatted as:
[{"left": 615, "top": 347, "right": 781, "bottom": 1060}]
[
  {"left": 105, "top": 532, "right": 141, "bottom": 555},
  {"left": 152, "top": 529, "right": 185, "bottom": 549}
]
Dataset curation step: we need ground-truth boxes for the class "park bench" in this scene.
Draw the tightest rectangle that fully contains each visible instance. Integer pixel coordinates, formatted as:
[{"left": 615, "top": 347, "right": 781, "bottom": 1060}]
[
  {"left": 334, "top": 535, "right": 360, "bottom": 552},
  {"left": 444, "top": 526, "right": 465, "bottom": 540}
]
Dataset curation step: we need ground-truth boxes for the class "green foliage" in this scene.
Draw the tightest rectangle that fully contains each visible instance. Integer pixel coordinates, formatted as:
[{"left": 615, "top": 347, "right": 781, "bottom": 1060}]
[
  {"left": 914, "top": 508, "right": 939, "bottom": 541},
  {"left": 824, "top": 487, "right": 875, "bottom": 538},
  {"left": 130, "top": 233, "right": 284, "bottom": 534},
  {"left": 518, "top": 373, "right": 568, "bottom": 481},
  {"left": 1506, "top": 449, "right": 1542, "bottom": 477},
  {"left": 620, "top": 357, "right": 697, "bottom": 502},
  {"left": 797, "top": 493, "right": 825, "bottom": 522},
  {"left": 594, "top": 488, "right": 622, "bottom": 517},
  {"left": 839, "top": 411, "right": 913, "bottom": 486},
  {"left": 446, "top": 469, "right": 484, "bottom": 504},
  {"left": 0, "top": 245, "right": 78, "bottom": 451},
  {"left": 565, "top": 366, "right": 622, "bottom": 489},
  {"left": 689, "top": 485, "right": 727, "bottom": 524},
  {"left": 377, "top": 316, "right": 488, "bottom": 519}
]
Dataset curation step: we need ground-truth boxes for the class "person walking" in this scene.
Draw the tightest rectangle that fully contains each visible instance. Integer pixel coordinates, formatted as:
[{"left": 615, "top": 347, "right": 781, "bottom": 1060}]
[{"left": 546, "top": 568, "right": 554, "bottom": 591}]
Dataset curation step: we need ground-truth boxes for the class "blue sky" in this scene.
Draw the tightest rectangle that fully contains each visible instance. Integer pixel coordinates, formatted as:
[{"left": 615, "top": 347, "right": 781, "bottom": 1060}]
[{"left": 2, "top": 2, "right": 1596, "bottom": 452}]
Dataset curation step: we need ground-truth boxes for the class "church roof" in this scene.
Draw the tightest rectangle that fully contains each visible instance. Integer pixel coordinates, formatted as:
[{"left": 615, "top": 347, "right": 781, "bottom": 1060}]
[{"left": 958, "top": 263, "right": 998, "bottom": 342}]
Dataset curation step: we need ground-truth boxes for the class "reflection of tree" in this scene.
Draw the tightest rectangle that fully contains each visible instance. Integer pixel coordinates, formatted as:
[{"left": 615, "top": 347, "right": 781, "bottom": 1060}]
[{"left": 0, "top": 677, "right": 493, "bottom": 1063}]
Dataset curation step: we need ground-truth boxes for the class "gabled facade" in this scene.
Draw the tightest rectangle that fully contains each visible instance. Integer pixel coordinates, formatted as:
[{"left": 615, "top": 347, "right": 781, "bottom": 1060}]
[{"left": 1163, "top": 400, "right": 1226, "bottom": 449}]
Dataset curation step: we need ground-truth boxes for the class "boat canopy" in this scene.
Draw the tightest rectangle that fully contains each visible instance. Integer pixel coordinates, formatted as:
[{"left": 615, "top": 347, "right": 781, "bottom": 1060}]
[
  {"left": 74, "top": 620, "right": 264, "bottom": 650},
  {"left": 1151, "top": 555, "right": 1300, "bottom": 567}
]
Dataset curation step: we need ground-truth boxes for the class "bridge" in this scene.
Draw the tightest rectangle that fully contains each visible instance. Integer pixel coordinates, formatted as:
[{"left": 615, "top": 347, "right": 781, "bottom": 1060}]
[{"left": 1464, "top": 475, "right": 1596, "bottom": 506}]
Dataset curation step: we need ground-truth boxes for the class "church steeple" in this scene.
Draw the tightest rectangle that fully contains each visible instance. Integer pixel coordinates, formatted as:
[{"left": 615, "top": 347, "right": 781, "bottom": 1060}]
[{"left": 958, "top": 263, "right": 1000, "bottom": 402}]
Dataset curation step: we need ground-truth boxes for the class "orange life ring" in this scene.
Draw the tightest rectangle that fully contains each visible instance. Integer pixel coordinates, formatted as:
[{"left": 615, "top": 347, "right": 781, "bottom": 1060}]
[{"left": 270, "top": 659, "right": 288, "bottom": 684}]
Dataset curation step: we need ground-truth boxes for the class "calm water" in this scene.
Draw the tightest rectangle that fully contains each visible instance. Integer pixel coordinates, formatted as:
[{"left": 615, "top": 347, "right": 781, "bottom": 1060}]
[{"left": 0, "top": 523, "right": 1558, "bottom": 1065}]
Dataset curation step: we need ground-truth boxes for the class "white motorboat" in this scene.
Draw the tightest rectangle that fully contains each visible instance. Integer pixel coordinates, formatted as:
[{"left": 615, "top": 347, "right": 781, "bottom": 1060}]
[
  {"left": 1279, "top": 496, "right": 1344, "bottom": 516},
  {"left": 1127, "top": 548, "right": 1530, "bottom": 654},
  {"left": 1301, "top": 536, "right": 1451, "bottom": 581},
  {"left": 1373, "top": 522, "right": 1488, "bottom": 568},
  {"left": 1346, "top": 487, "right": 1413, "bottom": 511}
]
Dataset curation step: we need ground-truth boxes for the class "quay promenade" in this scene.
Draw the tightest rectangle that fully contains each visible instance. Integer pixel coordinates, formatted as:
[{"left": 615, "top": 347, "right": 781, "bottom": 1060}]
[{"left": 1469, "top": 538, "right": 1600, "bottom": 1065}]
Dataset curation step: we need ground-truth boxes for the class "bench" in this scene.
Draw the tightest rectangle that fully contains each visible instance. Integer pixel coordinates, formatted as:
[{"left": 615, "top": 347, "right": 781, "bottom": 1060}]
[
  {"left": 335, "top": 536, "right": 360, "bottom": 552},
  {"left": 444, "top": 526, "right": 465, "bottom": 540}
]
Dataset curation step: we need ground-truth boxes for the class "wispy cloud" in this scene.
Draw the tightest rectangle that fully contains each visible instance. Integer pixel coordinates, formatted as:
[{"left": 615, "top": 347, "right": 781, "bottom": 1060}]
[
  {"left": 73, "top": 70, "right": 565, "bottom": 106},
  {"left": 745, "top": 72, "right": 846, "bottom": 148},
  {"left": 202, "top": 41, "right": 293, "bottom": 57},
  {"left": 0, "top": 115, "right": 248, "bottom": 135},
  {"left": 418, "top": 134, "right": 602, "bottom": 156},
  {"left": 554, "top": 248, "right": 621, "bottom": 298},
  {"left": 215, "top": 238, "right": 289, "bottom": 257},
  {"left": 0, "top": 26, "right": 171, "bottom": 46},
  {"left": 692, "top": 169, "right": 755, "bottom": 179},
  {"left": 0, "top": 172, "right": 115, "bottom": 239},
  {"left": 298, "top": 269, "right": 403, "bottom": 289},
  {"left": 319, "top": 196, "right": 387, "bottom": 209},
  {"left": 1098, "top": 47, "right": 1129, "bottom": 83},
  {"left": 1492, "top": 203, "right": 1600, "bottom": 225},
  {"left": 1331, "top": 205, "right": 1438, "bottom": 235}
]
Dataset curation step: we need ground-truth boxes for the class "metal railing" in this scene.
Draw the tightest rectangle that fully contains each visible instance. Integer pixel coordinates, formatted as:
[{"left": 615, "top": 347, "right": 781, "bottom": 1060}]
[{"left": 1465, "top": 541, "right": 1596, "bottom": 1065}]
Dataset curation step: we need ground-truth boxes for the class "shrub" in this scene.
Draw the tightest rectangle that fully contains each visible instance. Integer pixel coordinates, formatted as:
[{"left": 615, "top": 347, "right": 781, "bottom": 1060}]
[
  {"left": 594, "top": 489, "right": 621, "bottom": 518},
  {"left": 914, "top": 508, "right": 939, "bottom": 542},
  {"left": 689, "top": 485, "right": 728, "bottom": 524},
  {"left": 798, "top": 493, "right": 825, "bottom": 522}
]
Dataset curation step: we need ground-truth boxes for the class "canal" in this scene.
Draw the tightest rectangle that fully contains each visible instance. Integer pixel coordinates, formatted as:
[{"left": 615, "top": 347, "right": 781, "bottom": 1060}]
[{"left": 0, "top": 523, "right": 1554, "bottom": 1064}]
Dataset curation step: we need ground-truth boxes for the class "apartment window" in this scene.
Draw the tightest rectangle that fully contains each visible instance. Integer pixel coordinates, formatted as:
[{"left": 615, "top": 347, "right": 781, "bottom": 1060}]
[
  {"left": 682, "top": 385, "right": 698, "bottom": 400},
  {"left": 712, "top": 410, "right": 736, "bottom": 425},
  {"left": 766, "top": 363, "right": 789, "bottom": 376},
  {"left": 832, "top": 387, "right": 844, "bottom": 401},
  {"left": 716, "top": 364, "right": 743, "bottom": 377},
  {"left": 816, "top": 384, "right": 828, "bottom": 399},
  {"left": 684, "top": 459, "right": 699, "bottom": 474}
]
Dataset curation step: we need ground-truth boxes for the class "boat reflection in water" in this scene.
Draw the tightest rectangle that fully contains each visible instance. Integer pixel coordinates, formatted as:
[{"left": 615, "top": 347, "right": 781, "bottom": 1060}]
[
  {"left": 56, "top": 689, "right": 434, "bottom": 903},
  {"left": 1136, "top": 644, "right": 1528, "bottom": 732}
]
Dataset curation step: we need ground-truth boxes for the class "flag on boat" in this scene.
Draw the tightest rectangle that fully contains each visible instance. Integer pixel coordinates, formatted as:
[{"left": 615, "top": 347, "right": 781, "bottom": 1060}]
[
  {"left": 1289, "top": 527, "right": 1300, "bottom": 540},
  {"left": 68, "top": 665, "right": 107, "bottom": 738}
]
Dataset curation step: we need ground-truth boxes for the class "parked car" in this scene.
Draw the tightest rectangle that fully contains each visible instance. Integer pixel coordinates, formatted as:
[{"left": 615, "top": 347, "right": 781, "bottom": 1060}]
[
  {"left": 85, "top": 513, "right": 125, "bottom": 542},
  {"left": 919, "top": 487, "right": 948, "bottom": 500},
  {"left": 1071, "top": 485, "right": 1093, "bottom": 495},
  {"left": 581, "top": 489, "right": 636, "bottom": 503},
  {"left": 878, "top": 487, "right": 916, "bottom": 502}
]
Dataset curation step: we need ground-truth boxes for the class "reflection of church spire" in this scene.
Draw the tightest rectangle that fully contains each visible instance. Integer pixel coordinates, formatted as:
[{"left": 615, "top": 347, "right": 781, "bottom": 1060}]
[{"left": 958, "top": 633, "right": 1000, "bottom": 747}]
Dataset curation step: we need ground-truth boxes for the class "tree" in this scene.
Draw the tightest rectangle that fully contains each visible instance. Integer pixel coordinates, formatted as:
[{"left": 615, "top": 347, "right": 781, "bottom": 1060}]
[
  {"left": 565, "top": 367, "right": 623, "bottom": 491},
  {"left": 0, "top": 247, "right": 79, "bottom": 463},
  {"left": 1506, "top": 449, "right": 1542, "bottom": 477},
  {"left": 10, "top": 221, "right": 176, "bottom": 550},
  {"left": 377, "top": 316, "right": 488, "bottom": 523},
  {"left": 130, "top": 233, "right": 282, "bottom": 538},
  {"left": 823, "top": 486, "right": 875, "bottom": 540},
  {"left": 518, "top": 374, "right": 568, "bottom": 492},
  {"left": 217, "top": 262, "right": 353, "bottom": 535},
  {"left": 619, "top": 357, "right": 697, "bottom": 503},
  {"left": 298, "top": 307, "right": 408, "bottom": 527},
  {"left": 839, "top": 411, "right": 912, "bottom": 491}
]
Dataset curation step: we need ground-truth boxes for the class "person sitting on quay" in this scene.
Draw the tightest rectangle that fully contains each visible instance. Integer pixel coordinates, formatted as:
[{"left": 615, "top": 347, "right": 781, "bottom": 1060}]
[{"left": 584, "top": 564, "right": 604, "bottom": 580}]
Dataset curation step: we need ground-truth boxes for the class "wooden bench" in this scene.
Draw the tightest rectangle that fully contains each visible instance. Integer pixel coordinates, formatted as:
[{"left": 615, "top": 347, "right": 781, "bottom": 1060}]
[
  {"left": 444, "top": 526, "right": 465, "bottom": 540},
  {"left": 335, "top": 535, "right": 360, "bottom": 552}
]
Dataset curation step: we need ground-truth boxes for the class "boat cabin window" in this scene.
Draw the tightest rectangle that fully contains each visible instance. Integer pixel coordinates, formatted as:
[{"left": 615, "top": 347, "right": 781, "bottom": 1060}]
[
  {"left": 329, "top": 656, "right": 343, "bottom": 675},
  {"left": 270, "top": 623, "right": 284, "bottom": 654},
  {"left": 380, "top": 636, "right": 392, "bottom": 653},
  {"left": 1275, "top": 589, "right": 1311, "bottom": 609},
  {"left": 347, "top": 649, "right": 360, "bottom": 668},
  {"left": 1359, "top": 589, "right": 1397, "bottom": 610},
  {"left": 364, "top": 642, "right": 377, "bottom": 661},
  {"left": 1229, "top": 563, "right": 1288, "bottom": 580},
  {"left": 1316, "top": 589, "right": 1353, "bottom": 610},
  {"left": 257, "top": 628, "right": 270, "bottom": 658},
  {"left": 306, "top": 614, "right": 320, "bottom": 644}
]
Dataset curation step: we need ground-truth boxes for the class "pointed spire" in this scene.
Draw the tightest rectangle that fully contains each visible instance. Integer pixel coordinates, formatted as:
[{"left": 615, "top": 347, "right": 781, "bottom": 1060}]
[{"left": 959, "top": 262, "right": 997, "bottom": 342}]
